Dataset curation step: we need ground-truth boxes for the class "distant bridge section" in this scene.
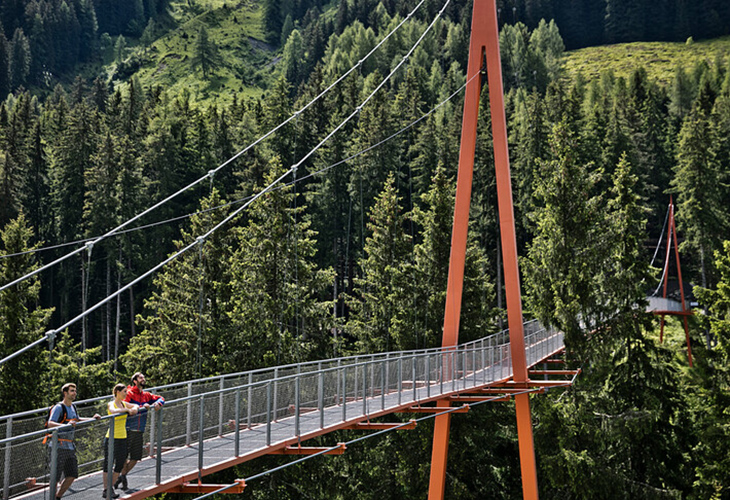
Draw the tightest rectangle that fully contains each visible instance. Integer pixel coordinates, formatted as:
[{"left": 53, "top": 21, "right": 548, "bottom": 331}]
[
  {"left": 1, "top": 321, "right": 564, "bottom": 500},
  {"left": 646, "top": 296, "right": 692, "bottom": 315}
]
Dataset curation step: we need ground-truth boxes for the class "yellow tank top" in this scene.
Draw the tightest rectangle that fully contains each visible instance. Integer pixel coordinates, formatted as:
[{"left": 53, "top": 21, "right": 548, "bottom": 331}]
[{"left": 105, "top": 401, "right": 128, "bottom": 439}]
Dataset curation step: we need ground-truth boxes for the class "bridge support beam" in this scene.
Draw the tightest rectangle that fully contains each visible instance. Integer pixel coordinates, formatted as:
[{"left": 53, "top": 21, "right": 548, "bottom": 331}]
[
  {"left": 427, "top": 0, "right": 539, "bottom": 498},
  {"left": 345, "top": 421, "right": 418, "bottom": 430},
  {"left": 269, "top": 444, "right": 346, "bottom": 456},
  {"left": 168, "top": 480, "right": 246, "bottom": 494}
]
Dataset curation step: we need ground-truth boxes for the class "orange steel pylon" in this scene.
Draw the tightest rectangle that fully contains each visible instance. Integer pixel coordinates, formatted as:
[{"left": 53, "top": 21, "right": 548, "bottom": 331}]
[
  {"left": 656, "top": 197, "right": 693, "bottom": 366},
  {"left": 428, "top": 0, "right": 538, "bottom": 499}
]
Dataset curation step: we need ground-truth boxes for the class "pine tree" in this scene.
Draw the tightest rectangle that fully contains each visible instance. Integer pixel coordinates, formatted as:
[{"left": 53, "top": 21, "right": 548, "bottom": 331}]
[
  {"left": 0, "top": 152, "right": 19, "bottom": 226},
  {"left": 114, "top": 35, "right": 126, "bottom": 63},
  {"left": 282, "top": 29, "right": 305, "bottom": 87},
  {"left": 190, "top": 26, "right": 221, "bottom": 79},
  {"left": 536, "top": 153, "right": 693, "bottom": 500},
  {"left": 693, "top": 241, "right": 730, "bottom": 497},
  {"left": 8, "top": 28, "right": 30, "bottom": 89},
  {"left": 280, "top": 14, "right": 294, "bottom": 47},
  {"left": 523, "top": 121, "right": 605, "bottom": 359},
  {"left": 407, "top": 167, "right": 494, "bottom": 350},
  {"left": 668, "top": 65, "right": 695, "bottom": 121},
  {"left": 670, "top": 108, "right": 724, "bottom": 289},
  {"left": 0, "top": 33, "right": 9, "bottom": 98},
  {"left": 264, "top": 0, "right": 284, "bottom": 43},
  {"left": 125, "top": 189, "right": 237, "bottom": 383},
  {"left": 22, "top": 123, "right": 50, "bottom": 241},
  {"left": 0, "top": 213, "right": 54, "bottom": 413},
  {"left": 347, "top": 173, "right": 411, "bottom": 353},
  {"left": 604, "top": 0, "right": 645, "bottom": 43},
  {"left": 510, "top": 88, "right": 548, "bottom": 238},
  {"left": 228, "top": 158, "right": 334, "bottom": 367}
]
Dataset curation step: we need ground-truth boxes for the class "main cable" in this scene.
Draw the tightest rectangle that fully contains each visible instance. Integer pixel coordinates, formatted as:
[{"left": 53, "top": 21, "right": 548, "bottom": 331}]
[
  {"left": 0, "top": 0, "right": 452, "bottom": 367},
  {"left": 1, "top": 73, "right": 471, "bottom": 267},
  {"left": 1, "top": 74, "right": 472, "bottom": 263},
  {"left": 0, "top": 0, "right": 429, "bottom": 294}
]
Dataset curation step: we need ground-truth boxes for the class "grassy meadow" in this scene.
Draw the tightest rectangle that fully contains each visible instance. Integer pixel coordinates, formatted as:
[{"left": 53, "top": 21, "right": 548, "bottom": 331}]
[
  {"left": 109, "top": 0, "right": 273, "bottom": 105},
  {"left": 562, "top": 36, "right": 730, "bottom": 86}
]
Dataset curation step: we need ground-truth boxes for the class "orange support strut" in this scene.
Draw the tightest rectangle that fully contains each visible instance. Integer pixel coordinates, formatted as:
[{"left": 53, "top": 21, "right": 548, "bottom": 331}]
[
  {"left": 657, "top": 198, "right": 693, "bottom": 366},
  {"left": 427, "top": 0, "right": 539, "bottom": 498}
]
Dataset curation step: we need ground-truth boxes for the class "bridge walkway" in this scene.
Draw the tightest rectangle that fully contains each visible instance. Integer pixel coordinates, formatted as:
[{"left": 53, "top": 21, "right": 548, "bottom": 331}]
[{"left": 4, "top": 322, "right": 564, "bottom": 500}]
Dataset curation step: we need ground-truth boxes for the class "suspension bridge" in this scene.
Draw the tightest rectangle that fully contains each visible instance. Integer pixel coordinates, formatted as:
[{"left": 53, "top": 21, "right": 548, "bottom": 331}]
[{"left": 0, "top": 0, "right": 580, "bottom": 497}]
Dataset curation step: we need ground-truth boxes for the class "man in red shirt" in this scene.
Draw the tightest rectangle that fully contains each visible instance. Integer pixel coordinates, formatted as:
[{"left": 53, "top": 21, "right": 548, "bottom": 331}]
[{"left": 115, "top": 373, "right": 164, "bottom": 491}]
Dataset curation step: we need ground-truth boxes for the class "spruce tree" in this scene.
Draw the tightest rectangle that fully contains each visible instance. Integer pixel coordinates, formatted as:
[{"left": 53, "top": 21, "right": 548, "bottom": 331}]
[
  {"left": 523, "top": 121, "right": 605, "bottom": 359},
  {"left": 190, "top": 26, "right": 221, "bottom": 79},
  {"left": 347, "top": 173, "right": 411, "bottom": 353},
  {"left": 670, "top": 108, "right": 724, "bottom": 290},
  {"left": 0, "top": 213, "right": 53, "bottom": 413},
  {"left": 227, "top": 158, "right": 334, "bottom": 367}
]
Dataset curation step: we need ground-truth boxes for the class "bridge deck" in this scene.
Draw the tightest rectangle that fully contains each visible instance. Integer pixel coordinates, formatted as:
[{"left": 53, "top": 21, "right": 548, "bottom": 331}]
[{"left": 8, "top": 325, "right": 564, "bottom": 500}]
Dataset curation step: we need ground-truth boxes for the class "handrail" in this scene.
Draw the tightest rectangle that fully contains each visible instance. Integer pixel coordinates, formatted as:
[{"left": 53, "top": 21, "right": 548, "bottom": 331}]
[
  {"left": 0, "top": 320, "right": 544, "bottom": 446},
  {"left": 0, "top": 321, "right": 532, "bottom": 425}
]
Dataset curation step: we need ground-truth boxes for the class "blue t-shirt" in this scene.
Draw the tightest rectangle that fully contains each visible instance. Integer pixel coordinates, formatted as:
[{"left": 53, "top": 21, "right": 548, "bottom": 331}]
[{"left": 48, "top": 404, "right": 78, "bottom": 450}]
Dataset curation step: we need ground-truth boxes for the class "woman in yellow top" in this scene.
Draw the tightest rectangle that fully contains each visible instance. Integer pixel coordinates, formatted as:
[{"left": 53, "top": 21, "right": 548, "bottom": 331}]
[{"left": 102, "top": 384, "right": 138, "bottom": 499}]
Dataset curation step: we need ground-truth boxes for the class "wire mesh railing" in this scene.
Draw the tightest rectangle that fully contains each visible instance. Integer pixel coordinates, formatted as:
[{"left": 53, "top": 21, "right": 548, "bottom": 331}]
[
  {"left": 0, "top": 321, "right": 563, "bottom": 500},
  {"left": 646, "top": 296, "right": 687, "bottom": 313}
]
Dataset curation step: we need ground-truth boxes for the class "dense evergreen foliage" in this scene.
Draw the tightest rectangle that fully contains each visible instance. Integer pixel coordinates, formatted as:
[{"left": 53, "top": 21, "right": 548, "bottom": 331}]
[{"left": 1, "top": 0, "right": 730, "bottom": 497}]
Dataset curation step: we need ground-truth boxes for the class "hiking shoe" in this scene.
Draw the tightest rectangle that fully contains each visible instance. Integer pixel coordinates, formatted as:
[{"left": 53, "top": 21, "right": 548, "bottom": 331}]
[
  {"left": 114, "top": 475, "right": 128, "bottom": 490},
  {"left": 102, "top": 489, "right": 119, "bottom": 499}
]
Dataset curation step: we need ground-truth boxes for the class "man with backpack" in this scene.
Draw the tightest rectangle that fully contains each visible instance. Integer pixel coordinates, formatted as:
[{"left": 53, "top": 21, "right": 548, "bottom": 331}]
[
  {"left": 46, "top": 383, "right": 101, "bottom": 500},
  {"left": 114, "top": 373, "right": 164, "bottom": 491}
]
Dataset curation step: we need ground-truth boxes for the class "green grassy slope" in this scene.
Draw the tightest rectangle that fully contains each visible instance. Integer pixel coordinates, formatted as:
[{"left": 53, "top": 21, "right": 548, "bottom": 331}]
[
  {"left": 110, "top": 0, "right": 275, "bottom": 105},
  {"left": 562, "top": 36, "right": 730, "bottom": 86}
]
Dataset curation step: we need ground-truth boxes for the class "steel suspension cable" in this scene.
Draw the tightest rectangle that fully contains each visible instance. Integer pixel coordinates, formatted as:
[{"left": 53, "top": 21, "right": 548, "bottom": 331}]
[
  {"left": 0, "top": 0, "right": 428, "bottom": 295},
  {"left": 650, "top": 204, "right": 669, "bottom": 268},
  {"left": 1, "top": 0, "right": 454, "bottom": 367},
  {"left": 1, "top": 78, "right": 472, "bottom": 264}
]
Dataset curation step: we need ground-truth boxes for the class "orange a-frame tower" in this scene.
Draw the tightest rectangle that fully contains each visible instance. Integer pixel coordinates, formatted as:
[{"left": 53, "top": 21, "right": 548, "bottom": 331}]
[
  {"left": 655, "top": 197, "right": 693, "bottom": 367},
  {"left": 429, "top": 0, "right": 538, "bottom": 499}
]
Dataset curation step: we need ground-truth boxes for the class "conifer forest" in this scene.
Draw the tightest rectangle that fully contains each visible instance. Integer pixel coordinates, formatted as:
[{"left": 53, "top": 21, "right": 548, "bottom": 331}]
[{"left": 1, "top": 0, "right": 730, "bottom": 497}]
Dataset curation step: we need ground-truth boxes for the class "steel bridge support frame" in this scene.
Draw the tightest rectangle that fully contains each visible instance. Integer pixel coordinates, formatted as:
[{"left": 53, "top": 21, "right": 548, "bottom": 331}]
[
  {"left": 428, "top": 0, "right": 538, "bottom": 499},
  {"left": 657, "top": 197, "right": 693, "bottom": 367}
]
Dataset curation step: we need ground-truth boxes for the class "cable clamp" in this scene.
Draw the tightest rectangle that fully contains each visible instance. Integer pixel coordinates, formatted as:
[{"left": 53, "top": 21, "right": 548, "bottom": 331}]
[
  {"left": 46, "top": 330, "right": 57, "bottom": 342},
  {"left": 196, "top": 236, "right": 205, "bottom": 244},
  {"left": 84, "top": 241, "right": 94, "bottom": 254},
  {"left": 208, "top": 169, "right": 216, "bottom": 178}
]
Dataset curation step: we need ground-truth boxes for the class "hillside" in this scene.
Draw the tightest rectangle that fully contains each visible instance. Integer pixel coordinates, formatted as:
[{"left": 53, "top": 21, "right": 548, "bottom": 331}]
[
  {"left": 106, "top": 0, "right": 275, "bottom": 104},
  {"left": 562, "top": 36, "right": 730, "bottom": 86}
]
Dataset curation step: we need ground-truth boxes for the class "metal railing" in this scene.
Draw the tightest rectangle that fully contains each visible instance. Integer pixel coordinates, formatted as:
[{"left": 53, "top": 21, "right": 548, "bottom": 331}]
[
  {"left": 646, "top": 296, "right": 687, "bottom": 313},
  {"left": 0, "top": 321, "right": 563, "bottom": 500}
]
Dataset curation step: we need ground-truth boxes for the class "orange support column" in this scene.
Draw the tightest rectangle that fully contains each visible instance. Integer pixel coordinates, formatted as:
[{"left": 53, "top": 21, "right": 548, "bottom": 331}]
[
  {"left": 427, "top": 0, "right": 539, "bottom": 498},
  {"left": 669, "top": 200, "right": 693, "bottom": 367},
  {"left": 484, "top": 0, "right": 538, "bottom": 495}
]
